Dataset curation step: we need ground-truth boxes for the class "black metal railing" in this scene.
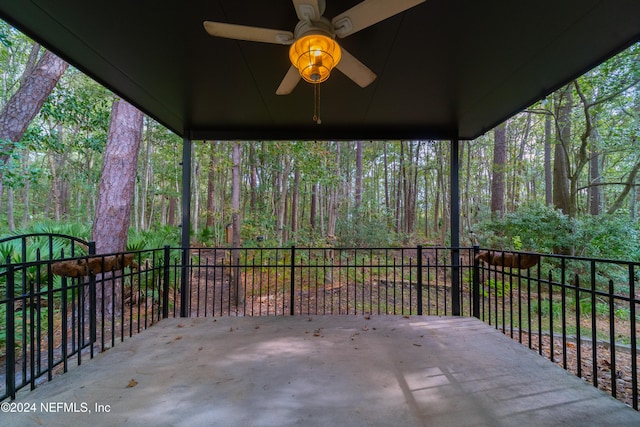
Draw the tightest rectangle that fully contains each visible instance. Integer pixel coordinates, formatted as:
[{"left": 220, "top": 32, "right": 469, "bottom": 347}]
[
  {"left": 0, "top": 234, "right": 171, "bottom": 401},
  {"left": 472, "top": 247, "right": 639, "bottom": 410},
  {"left": 177, "top": 246, "right": 476, "bottom": 318},
  {"left": 0, "top": 237, "right": 638, "bottom": 411}
]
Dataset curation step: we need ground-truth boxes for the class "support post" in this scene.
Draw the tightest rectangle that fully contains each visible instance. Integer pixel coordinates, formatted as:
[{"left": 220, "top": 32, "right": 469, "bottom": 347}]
[
  {"left": 180, "top": 137, "right": 192, "bottom": 318},
  {"left": 451, "top": 137, "right": 461, "bottom": 315}
]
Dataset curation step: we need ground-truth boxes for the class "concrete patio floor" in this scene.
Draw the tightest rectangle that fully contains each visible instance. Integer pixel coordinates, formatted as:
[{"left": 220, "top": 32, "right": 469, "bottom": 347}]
[{"left": 2, "top": 316, "right": 639, "bottom": 426}]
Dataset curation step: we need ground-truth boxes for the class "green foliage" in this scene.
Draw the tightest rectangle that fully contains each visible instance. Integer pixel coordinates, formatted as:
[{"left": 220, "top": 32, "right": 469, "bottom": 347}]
[
  {"left": 335, "top": 211, "right": 394, "bottom": 248},
  {"left": 529, "top": 297, "right": 564, "bottom": 321},
  {"left": 475, "top": 203, "right": 640, "bottom": 260},
  {"left": 578, "top": 296, "right": 609, "bottom": 318},
  {"left": 475, "top": 203, "right": 574, "bottom": 252},
  {"left": 0, "top": 221, "right": 91, "bottom": 262},
  {"left": 575, "top": 215, "right": 640, "bottom": 261},
  {"left": 482, "top": 278, "right": 511, "bottom": 298},
  {"left": 512, "top": 236, "right": 522, "bottom": 251},
  {"left": 128, "top": 225, "right": 181, "bottom": 251},
  {"left": 197, "top": 227, "right": 215, "bottom": 246},
  {"left": 241, "top": 211, "right": 278, "bottom": 246},
  {"left": 0, "top": 25, "right": 639, "bottom": 261}
]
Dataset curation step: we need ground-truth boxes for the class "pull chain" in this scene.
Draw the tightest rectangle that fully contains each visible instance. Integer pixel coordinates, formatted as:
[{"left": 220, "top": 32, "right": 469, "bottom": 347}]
[{"left": 313, "top": 83, "right": 321, "bottom": 124}]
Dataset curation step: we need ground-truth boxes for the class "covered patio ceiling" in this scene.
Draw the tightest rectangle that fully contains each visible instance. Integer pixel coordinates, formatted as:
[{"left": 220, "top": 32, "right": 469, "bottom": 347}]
[{"left": 1, "top": 0, "right": 639, "bottom": 142}]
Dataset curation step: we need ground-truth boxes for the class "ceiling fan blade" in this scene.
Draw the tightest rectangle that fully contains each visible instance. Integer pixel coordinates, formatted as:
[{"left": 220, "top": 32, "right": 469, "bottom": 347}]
[
  {"left": 276, "top": 65, "right": 302, "bottom": 95},
  {"left": 292, "top": 0, "right": 326, "bottom": 21},
  {"left": 336, "top": 48, "right": 377, "bottom": 88},
  {"left": 332, "top": 0, "right": 425, "bottom": 38},
  {"left": 203, "top": 21, "right": 294, "bottom": 45}
]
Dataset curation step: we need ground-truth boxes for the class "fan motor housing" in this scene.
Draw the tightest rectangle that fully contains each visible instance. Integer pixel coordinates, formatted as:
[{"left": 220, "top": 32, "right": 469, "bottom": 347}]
[
  {"left": 290, "top": 18, "right": 341, "bottom": 84},
  {"left": 293, "top": 17, "right": 335, "bottom": 40}
]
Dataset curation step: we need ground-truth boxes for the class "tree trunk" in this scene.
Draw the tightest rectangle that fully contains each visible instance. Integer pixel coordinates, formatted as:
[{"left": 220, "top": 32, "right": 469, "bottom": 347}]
[
  {"left": 6, "top": 187, "right": 15, "bottom": 232},
  {"left": 511, "top": 113, "right": 530, "bottom": 208},
  {"left": 231, "top": 142, "right": 241, "bottom": 246},
  {"left": 206, "top": 141, "right": 218, "bottom": 230},
  {"left": 424, "top": 160, "right": 430, "bottom": 239},
  {"left": 327, "top": 142, "right": 340, "bottom": 241},
  {"left": 249, "top": 143, "right": 258, "bottom": 210},
  {"left": 231, "top": 142, "right": 242, "bottom": 305},
  {"left": 47, "top": 152, "right": 63, "bottom": 221},
  {"left": 310, "top": 183, "right": 318, "bottom": 231},
  {"left": 276, "top": 154, "right": 291, "bottom": 246},
  {"left": 433, "top": 147, "right": 442, "bottom": 240},
  {"left": 408, "top": 141, "right": 420, "bottom": 234},
  {"left": 139, "top": 118, "right": 154, "bottom": 230},
  {"left": 20, "top": 43, "right": 42, "bottom": 86},
  {"left": 491, "top": 122, "right": 507, "bottom": 217},
  {"left": 631, "top": 178, "right": 638, "bottom": 221},
  {"left": 92, "top": 98, "right": 143, "bottom": 316},
  {"left": 589, "top": 147, "right": 602, "bottom": 215},
  {"left": 192, "top": 149, "right": 200, "bottom": 238},
  {"left": 553, "top": 87, "right": 573, "bottom": 216},
  {"left": 395, "top": 143, "right": 404, "bottom": 233},
  {"left": 544, "top": 112, "right": 553, "bottom": 206},
  {"left": 462, "top": 142, "right": 472, "bottom": 240},
  {"left": 383, "top": 142, "right": 390, "bottom": 228},
  {"left": 355, "top": 141, "right": 363, "bottom": 215},
  {"left": 168, "top": 197, "right": 177, "bottom": 226},
  {"left": 0, "top": 50, "right": 68, "bottom": 170},
  {"left": 21, "top": 150, "right": 30, "bottom": 228},
  {"left": 606, "top": 158, "right": 640, "bottom": 215},
  {"left": 291, "top": 165, "right": 300, "bottom": 236}
]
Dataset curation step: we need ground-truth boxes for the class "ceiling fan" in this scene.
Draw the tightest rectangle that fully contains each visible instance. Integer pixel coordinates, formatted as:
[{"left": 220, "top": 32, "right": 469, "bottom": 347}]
[{"left": 203, "top": 0, "right": 426, "bottom": 95}]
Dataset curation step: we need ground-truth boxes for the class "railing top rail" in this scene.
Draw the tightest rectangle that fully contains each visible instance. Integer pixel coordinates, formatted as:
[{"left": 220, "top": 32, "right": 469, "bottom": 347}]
[
  {"left": 0, "top": 232, "right": 89, "bottom": 247},
  {"left": 184, "top": 245, "right": 474, "bottom": 251},
  {"left": 475, "top": 246, "right": 640, "bottom": 266}
]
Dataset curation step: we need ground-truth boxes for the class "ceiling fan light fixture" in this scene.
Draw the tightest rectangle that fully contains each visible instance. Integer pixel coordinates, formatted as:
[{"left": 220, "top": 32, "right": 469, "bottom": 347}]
[{"left": 289, "top": 34, "right": 341, "bottom": 84}]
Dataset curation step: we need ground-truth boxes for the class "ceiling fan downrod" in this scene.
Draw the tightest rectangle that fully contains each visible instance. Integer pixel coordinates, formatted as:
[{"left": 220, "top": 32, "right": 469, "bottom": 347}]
[{"left": 313, "top": 83, "right": 321, "bottom": 124}]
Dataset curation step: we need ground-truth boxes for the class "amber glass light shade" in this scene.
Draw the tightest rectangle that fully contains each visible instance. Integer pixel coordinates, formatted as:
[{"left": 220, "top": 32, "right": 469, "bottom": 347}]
[{"left": 289, "top": 34, "right": 341, "bottom": 83}]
